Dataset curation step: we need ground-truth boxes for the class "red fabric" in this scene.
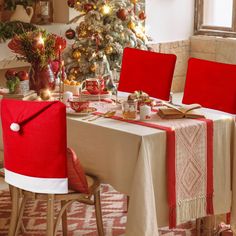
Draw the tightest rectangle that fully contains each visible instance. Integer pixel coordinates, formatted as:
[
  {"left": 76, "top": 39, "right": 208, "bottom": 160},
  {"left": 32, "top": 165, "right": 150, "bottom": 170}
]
[
  {"left": 94, "top": 112, "right": 214, "bottom": 227},
  {"left": 81, "top": 90, "right": 109, "bottom": 95},
  {"left": 118, "top": 47, "right": 177, "bottom": 100},
  {"left": 1, "top": 99, "right": 67, "bottom": 178},
  {"left": 67, "top": 147, "right": 89, "bottom": 193},
  {"left": 183, "top": 58, "right": 236, "bottom": 114},
  {"left": 198, "top": 118, "right": 214, "bottom": 215}
]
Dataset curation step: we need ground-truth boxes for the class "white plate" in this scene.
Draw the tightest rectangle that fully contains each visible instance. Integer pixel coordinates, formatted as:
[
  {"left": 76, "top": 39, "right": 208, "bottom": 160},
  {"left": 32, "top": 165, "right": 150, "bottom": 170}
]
[{"left": 66, "top": 107, "right": 97, "bottom": 116}]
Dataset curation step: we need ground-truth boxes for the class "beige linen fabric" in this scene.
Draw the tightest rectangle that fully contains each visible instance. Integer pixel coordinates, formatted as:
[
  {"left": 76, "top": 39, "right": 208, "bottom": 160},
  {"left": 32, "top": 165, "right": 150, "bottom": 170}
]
[
  {"left": 0, "top": 93, "right": 234, "bottom": 236},
  {"left": 66, "top": 107, "right": 233, "bottom": 236}
]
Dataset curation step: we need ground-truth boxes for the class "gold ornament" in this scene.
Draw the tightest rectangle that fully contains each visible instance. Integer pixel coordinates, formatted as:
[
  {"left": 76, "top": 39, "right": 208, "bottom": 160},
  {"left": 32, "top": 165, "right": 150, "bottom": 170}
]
[
  {"left": 90, "top": 63, "right": 97, "bottom": 72},
  {"left": 72, "top": 50, "right": 81, "bottom": 59},
  {"left": 128, "top": 21, "right": 136, "bottom": 30},
  {"left": 68, "top": 74, "right": 77, "bottom": 81},
  {"left": 39, "top": 89, "right": 51, "bottom": 101},
  {"left": 131, "top": 0, "right": 138, "bottom": 3},
  {"left": 105, "top": 45, "right": 113, "bottom": 55},
  {"left": 100, "top": 4, "right": 111, "bottom": 15}
]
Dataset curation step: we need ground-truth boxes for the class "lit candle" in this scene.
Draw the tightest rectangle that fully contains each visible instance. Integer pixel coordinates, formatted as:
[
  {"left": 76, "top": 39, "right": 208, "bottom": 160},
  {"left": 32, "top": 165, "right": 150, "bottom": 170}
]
[
  {"left": 61, "top": 60, "right": 65, "bottom": 81},
  {"left": 59, "top": 45, "right": 62, "bottom": 62}
]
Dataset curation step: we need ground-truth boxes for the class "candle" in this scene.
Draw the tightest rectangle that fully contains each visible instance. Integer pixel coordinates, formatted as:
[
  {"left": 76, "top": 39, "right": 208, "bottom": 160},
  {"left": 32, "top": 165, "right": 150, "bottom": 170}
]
[{"left": 59, "top": 45, "right": 62, "bottom": 62}]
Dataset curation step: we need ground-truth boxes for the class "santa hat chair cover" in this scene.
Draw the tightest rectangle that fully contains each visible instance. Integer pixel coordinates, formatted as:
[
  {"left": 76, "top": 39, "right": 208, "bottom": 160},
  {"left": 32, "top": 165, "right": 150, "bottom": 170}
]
[{"left": 1, "top": 99, "right": 68, "bottom": 194}]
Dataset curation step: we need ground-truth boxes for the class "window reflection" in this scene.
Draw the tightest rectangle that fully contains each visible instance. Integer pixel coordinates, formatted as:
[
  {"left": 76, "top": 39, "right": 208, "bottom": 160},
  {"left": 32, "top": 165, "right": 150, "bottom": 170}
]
[{"left": 203, "top": 0, "right": 233, "bottom": 27}]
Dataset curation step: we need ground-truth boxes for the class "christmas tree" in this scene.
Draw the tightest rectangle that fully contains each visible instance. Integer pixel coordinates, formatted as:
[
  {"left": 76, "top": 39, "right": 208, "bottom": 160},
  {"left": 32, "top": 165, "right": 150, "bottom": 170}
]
[{"left": 64, "top": 0, "right": 147, "bottom": 82}]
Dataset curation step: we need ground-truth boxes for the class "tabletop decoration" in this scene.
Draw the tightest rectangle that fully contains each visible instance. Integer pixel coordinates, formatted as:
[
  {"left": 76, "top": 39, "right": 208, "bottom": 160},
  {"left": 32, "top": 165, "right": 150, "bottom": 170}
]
[
  {"left": 5, "top": 69, "right": 29, "bottom": 94},
  {"left": 8, "top": 29, "right": 66, "bottom": 95},
  {"left": 128, "top": 90, "right": 156, "bottom": 109}
]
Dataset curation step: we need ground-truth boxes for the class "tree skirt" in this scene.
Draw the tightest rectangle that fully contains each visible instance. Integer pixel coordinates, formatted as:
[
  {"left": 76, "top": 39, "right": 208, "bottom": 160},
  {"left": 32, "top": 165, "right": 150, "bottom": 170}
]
[{"left": 0, "top": 184, "right": 196, "bottom": 236}]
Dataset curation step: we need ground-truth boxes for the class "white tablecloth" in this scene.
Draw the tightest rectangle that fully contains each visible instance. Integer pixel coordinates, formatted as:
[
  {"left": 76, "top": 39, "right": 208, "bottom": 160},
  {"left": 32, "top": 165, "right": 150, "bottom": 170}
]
[{"left": 66, "top": 93, "right": 235, "bottom": 235}]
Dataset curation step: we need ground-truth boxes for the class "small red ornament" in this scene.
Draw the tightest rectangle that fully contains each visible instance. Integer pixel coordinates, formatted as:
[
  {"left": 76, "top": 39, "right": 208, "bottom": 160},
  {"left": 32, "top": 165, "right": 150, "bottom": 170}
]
[
  {"left": 67, "top": 0, "right": 76, "bottom": 8},
  {"left": 116, "top": 9, "right": 128, "bottom": 21},
  {"left": 83, "top": 3, "right": 94, "bottom": 12},
  {"left": 65, "top": 28, "right": 76, "bottom": 40},
  {"left": 138, "top": 11, "right": 146, "bottom": 20}
]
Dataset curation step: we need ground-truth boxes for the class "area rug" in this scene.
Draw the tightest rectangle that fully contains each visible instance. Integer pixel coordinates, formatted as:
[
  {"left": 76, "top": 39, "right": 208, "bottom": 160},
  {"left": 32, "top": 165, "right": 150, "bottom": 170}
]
[{"left": 0, "top": 184, "right": 196, "bottom": 235}]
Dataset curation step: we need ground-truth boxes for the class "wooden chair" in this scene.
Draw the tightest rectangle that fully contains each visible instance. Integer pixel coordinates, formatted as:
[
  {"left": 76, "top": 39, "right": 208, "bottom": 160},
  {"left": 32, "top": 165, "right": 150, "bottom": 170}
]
[
  {"left": 118, "top": 47, "right": 177, "bottom": 101},
  {"left": 182, "top": 57, "right": 236, "bottom": 114},
  {"left": 1, "top": 99, "right": 104, "bottom": 236}
]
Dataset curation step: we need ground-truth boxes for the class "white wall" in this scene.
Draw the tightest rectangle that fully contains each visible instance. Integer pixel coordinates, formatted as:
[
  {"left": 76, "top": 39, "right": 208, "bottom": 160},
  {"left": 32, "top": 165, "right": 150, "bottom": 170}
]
[{"left": 146, "top": 0, "right": 195, "bottom": 43}]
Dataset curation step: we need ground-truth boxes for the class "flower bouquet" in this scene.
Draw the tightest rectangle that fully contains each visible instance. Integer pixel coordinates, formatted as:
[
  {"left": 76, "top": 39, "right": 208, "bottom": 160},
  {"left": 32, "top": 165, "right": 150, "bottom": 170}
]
[{"left": 8, "top": 29, "right": 66, "bottom": 94}]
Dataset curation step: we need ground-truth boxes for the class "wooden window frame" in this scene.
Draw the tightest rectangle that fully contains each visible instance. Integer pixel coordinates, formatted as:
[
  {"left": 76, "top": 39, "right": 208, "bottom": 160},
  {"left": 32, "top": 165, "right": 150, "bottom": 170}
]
[{"left": 194, "top": 0, "right": 236, "bottom": 37}]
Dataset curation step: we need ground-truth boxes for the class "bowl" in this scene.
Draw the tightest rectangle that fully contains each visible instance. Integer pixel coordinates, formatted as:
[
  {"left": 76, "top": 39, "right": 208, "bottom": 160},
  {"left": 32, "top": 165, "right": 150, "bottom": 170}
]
[{"left": 69, "top": 99, "right": 90, "bottom": 112}]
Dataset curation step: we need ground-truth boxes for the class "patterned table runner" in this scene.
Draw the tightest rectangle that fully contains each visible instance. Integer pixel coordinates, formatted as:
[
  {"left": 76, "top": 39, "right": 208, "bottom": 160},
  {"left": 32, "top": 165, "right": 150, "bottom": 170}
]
[{"left": 94, "top": 112, "right": 214, "bottom": 227}]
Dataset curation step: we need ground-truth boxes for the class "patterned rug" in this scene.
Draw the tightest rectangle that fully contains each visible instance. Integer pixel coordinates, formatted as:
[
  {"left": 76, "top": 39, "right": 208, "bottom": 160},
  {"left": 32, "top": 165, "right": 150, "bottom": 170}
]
[{"left": 0, "top": 184, "right": 196, "bottom": 236}]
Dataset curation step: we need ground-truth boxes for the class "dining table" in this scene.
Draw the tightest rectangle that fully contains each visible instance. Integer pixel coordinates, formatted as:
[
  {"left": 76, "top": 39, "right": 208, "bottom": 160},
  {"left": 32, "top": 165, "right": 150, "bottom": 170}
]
[
  {"left": 65, "top": 92, "right": 236, "bottom": 236},
  {"left": 0, "top": 92, "right": 235, "bottom": 236}
]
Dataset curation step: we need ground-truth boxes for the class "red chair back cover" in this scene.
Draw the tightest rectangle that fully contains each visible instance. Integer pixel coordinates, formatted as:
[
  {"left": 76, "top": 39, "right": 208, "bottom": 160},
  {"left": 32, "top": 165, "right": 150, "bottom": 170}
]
[
  {"left": 183, "top": 58, "right": 236, "bottom": 114},
  {"left": 118, "top": 47, "right": 177, "bottom": 100},
  {"left": 1, "top": 99, "right": 68, "bottom": 193}
]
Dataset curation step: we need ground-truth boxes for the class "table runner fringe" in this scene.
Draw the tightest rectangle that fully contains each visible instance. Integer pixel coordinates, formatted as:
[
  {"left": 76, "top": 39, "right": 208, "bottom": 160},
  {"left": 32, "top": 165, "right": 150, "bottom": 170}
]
[{"left": 176, "top": 196, "right": 207, "bottom": 225}]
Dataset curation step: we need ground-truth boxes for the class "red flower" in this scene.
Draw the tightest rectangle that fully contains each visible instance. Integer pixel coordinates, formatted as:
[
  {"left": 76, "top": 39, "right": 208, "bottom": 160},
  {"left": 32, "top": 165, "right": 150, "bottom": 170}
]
[
  {"left": 8, "top": 36, "right": 25, "bottom": 56},
  {"left": 54, "top": 36, "right": 67, "bottom": 56}
]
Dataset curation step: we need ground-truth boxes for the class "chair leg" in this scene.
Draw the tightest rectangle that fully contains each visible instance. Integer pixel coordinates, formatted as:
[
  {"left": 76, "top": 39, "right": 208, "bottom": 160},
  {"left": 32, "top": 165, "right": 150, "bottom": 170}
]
[
  {"left": 8, "top": 186, "right": 19, "bottom": 236},
  {"left": 46, "top": 194, "right": 55, "bottom": 236},
  {"left": 196, "top": 218, "right": 201, "bottom": 236},
  {"left": 201, "top": 216, "right": 215, "bottom": 236},
  {"left": 94, "top": 190, "right": 104, "bottom": 236},
  {"left": 14, "top": 197, "right": 26, "bottom": 236},
  {"left": 61, "top": 200, "right": 68, "bottom": 236},
  {"left": 126, "top": 195, "right": 130, "bottom": 213}
]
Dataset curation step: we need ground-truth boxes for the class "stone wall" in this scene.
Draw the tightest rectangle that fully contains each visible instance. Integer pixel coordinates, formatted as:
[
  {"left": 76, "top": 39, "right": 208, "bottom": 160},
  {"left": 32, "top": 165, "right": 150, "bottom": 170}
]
[
  {"left": 148, "top": 40, "right": 190, "bottom": 92},
  {"left": 148, "top": 36, "right": 236, "bottom": 93},
  {"left": 190, "top": 35, "right": 236, "bottom": 64}
]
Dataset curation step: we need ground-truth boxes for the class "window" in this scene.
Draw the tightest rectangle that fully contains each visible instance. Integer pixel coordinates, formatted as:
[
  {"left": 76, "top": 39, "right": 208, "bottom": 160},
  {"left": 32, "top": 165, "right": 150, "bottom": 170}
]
[{"left": 194, "top": 0, "right": 236, "bottom": 37}]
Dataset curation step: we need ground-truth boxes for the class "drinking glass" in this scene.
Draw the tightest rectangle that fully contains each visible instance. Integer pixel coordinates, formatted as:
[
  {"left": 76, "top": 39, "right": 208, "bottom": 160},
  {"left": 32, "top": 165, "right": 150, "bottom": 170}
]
[
  {"left": 95, "top": 61, "right": 105, "bottom": 103},
  {"left": 121, "top": 100, "right": 137, "bottom": 120}
]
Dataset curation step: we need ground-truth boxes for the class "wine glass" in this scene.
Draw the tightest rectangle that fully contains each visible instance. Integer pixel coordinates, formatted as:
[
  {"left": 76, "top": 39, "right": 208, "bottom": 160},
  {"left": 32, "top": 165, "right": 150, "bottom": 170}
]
[
  {"left": 111, "top": 69, "right": 120, "bottom": 104},
  {"left": 95, "top": 61, "right": 105, "bottom": 108}
]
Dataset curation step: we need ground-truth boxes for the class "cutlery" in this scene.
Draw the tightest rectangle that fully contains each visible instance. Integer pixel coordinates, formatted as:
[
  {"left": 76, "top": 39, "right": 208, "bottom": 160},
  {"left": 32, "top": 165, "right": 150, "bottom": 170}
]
[
  {"left": 88, "top": 111, "right": 116, "bottom": 121},
  {"left": 81, "top": 114, "right": 97, "bottom": 120}
]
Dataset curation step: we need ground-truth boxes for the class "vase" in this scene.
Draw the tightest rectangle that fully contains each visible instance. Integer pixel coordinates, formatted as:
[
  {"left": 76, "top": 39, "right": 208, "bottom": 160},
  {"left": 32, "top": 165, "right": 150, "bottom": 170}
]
[
  {"left": 10, "top": 4, "right": 34, "bottom": 23},
  {"left": 29, "top": 64, "right": 56, "bottom": 94}
]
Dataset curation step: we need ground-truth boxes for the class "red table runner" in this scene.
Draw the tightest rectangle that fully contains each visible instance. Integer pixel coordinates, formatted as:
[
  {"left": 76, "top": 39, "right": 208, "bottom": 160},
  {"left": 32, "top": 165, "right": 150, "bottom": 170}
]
[{"left": 94, "top": 112, "right": 214, "bottom": 227}]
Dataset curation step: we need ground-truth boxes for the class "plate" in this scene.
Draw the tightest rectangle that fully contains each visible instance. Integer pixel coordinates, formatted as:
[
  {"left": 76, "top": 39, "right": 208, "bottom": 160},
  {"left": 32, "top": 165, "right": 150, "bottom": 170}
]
[
  {"left": 66, "top": 107, "right": 97, "bottom": 116},
  {"left": 80, "top": 90, "right": 111, "bottom": 100}
]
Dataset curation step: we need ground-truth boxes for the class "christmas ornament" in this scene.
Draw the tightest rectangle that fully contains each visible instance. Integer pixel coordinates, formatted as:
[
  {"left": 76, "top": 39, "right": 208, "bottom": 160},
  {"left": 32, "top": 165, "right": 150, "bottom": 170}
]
[
  {"left": 116, "top": 9, "right": 128, "bottom": 21},
  {"left": 39, "top": 89, "right": 52, "bottom": 101},
  {"left": 83, "top": 3, "right": 94, "bottom": 12},
  {"left": 67, "top": 0, "right": 76, "bottom": 8},
  {"left": 130, "top": 0, "right": 138, "bottom": 4},
  {"left": 105, "top": 45, "right": 113, "bottom": 55},
  {"left": 100, "top": 4, "right": 111, "bottom": 15},
  {"left": 69, "top": 67, "right": 80, "bottom": 75},
  {"left": 90, "top": 63, "right": 97, "bottom": 72},
  {"left": 68, "top": 74, "right": 77, "bottom": 81},
  {"left": 138, "top": 11, "right": 146, "bottom": 20},
  {"left": 65, "top": 28, "right": 76, "bottom": 40},
  {"left": 72, "top": 50, "right": 81, "bottom": 59},
  {"left": 77, "top": 23, "right": 91, "bottom": 38},
  {"left": 128, "top": 21, "right": 136, "bottom": 31}
]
